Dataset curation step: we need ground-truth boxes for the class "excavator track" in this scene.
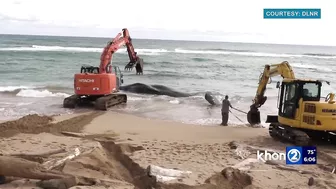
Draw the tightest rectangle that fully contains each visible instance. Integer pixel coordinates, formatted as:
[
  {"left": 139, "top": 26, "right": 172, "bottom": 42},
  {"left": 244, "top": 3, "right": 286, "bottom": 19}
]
[
  {"left": 269, "top": 123, "right": 311, "bottom": 146},
  {"left": 63, "top": 94, "right": 78, "bottom": 109},
  {"left": 63, "top": 93, "right": 127, "bottom": 110},
  {"left": 94, "top": 93, "right": 127, "bottom": 111},
  {"left": 0, "top": 175, "right": 5, "bottom": 184}
]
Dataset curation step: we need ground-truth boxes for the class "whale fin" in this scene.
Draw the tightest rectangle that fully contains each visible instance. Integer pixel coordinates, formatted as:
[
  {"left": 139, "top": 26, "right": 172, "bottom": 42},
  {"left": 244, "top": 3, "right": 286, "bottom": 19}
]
[{"left": 205, "top": 92, "right": 220, "bottom": 106}]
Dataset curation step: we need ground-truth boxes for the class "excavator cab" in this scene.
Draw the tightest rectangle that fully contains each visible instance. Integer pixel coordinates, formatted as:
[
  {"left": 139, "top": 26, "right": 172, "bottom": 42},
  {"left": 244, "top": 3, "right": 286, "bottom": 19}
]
[
  {"left": 80, "top": 66, "right": 99, "bottom": 74},
  {"left": 114, "top": 66, "right": 124, "bottom": 89},
  {"left": 271, "top": 79, "right": 322, "bottom": 122}
]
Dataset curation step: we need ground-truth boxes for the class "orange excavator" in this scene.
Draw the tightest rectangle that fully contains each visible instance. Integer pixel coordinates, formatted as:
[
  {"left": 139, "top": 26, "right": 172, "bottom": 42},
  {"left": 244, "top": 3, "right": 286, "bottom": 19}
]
[{"left": 63, "top": 28, "right": 144, "bottom": 110}]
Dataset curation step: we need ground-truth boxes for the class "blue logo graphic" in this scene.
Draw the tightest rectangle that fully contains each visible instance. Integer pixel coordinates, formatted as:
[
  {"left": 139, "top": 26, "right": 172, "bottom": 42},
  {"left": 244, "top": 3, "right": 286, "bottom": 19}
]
[
  {"left": 286, "top": 146, "right": 302, "bottom": 165},
  {"left": 264, "top": 9, "right": 321, "bottom": 19},
  {"left": 286, "top": 146, "right": 317, "bottom": 165}
]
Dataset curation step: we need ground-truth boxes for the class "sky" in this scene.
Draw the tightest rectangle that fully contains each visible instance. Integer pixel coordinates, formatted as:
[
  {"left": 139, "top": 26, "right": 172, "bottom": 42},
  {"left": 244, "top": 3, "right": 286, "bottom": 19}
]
[{"left": 0, "top": 0, "right": 334, "bottom": 46}]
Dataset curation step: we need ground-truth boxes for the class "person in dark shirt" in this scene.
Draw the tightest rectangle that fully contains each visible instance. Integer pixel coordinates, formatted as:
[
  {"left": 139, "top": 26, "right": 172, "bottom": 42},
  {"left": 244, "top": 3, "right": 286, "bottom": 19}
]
[{"left": 221, "top": 95, "right": 233, "bottom": 126}]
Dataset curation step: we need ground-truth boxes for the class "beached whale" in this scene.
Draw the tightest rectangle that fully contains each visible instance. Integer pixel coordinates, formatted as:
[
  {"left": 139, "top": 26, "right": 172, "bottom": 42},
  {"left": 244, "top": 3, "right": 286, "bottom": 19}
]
[
  {"left": 119, "top": 83, "right": 221, "bottom": 106},
  {"left": 119, "top": 83, "right": 192, "bottom": 97}
]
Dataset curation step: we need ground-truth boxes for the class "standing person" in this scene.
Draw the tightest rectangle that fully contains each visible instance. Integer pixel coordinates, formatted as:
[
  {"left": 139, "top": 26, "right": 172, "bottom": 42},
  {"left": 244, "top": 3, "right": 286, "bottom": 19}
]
[{"left": 221, "top": 95, "right": 233, "bottom": 126}]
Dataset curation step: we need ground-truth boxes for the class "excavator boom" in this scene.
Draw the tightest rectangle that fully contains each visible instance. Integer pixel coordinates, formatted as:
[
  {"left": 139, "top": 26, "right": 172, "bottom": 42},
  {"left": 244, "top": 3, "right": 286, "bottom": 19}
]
[
  {"left": 248, "top": 61, "right": 295, "bottom": 124},
  {"left": 100, "top": 28, "right": 144, "bottom": 75},
  {"left": 123, "top": 29, "right": 138, "bottom": 64}
]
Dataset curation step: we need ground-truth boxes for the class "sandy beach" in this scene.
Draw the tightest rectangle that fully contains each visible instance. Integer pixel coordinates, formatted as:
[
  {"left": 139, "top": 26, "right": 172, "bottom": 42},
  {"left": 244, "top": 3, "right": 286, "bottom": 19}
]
[{"left": 0, "top": 111, "right": 336, "bottom": 189}]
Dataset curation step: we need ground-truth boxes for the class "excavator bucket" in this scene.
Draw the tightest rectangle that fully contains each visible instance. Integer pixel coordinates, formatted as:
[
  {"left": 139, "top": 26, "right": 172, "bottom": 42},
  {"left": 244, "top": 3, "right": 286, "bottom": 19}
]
[
  {"left": 125, "top": 58, "right": 144, "bottom": 75},
  {"left": 247, "top": 106, "right": 261, "bottom": 125},
  {"left": 124, "top": 62, "right": 135, "bottom": 71},
  {"left": 135, "top": 58, "right": 144, "bottom": 75}
]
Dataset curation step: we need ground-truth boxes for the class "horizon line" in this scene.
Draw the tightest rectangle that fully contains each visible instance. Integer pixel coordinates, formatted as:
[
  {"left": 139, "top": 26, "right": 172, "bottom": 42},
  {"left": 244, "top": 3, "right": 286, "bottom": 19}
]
[{"left": 0, "top": 32, "right": 335, "bottom": 48}]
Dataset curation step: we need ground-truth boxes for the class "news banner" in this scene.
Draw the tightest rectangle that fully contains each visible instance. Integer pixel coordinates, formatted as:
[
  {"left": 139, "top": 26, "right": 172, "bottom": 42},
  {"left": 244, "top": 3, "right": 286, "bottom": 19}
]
[
  {"left": 257, "top": 146, "right": 317, "bottom": 165},
  {"left": 263, "top": 8, "right": 321, "bottom": 19}
]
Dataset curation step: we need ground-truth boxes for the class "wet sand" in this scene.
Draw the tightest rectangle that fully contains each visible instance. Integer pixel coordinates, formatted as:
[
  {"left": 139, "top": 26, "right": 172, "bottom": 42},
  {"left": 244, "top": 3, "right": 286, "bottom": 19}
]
[{"left": 0, "top": 111, "right": 336, "bottom": 189}]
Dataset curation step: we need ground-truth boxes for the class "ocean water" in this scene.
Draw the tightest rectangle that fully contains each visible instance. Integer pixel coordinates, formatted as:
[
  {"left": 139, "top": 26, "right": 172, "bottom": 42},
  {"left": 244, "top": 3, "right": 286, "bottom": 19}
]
[{"left": 1, "top": 34, "right": 336, "bottom": 126}]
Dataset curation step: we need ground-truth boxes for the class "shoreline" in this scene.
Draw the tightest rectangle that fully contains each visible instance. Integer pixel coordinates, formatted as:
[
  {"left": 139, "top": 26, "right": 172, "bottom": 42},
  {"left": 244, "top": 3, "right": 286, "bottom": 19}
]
[
  {"left": 0, "top": 111, "right": 335, "bottom": 188},
  {"left": 0, "top": 109, "right": 253, "bottom": 127}
]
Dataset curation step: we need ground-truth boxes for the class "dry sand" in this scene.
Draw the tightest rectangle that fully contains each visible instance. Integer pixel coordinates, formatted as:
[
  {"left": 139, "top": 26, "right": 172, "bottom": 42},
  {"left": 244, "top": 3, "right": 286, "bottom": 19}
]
[{"left": 0, "top": 111, "right": 336, "bottom": 189}]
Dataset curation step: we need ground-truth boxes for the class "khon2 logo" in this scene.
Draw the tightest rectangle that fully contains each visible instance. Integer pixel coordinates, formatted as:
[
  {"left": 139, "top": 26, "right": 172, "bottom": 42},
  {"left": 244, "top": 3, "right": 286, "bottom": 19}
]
[
  {"left": 287, "top": 148, "right": 301, "bottom": 163},
  {"left": 257, "top": 146, "right": 317, "bottom": 165}
]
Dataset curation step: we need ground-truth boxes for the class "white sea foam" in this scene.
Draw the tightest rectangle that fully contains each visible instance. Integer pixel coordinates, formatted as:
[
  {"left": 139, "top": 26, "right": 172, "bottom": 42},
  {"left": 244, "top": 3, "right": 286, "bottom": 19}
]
[
  {"left": 174, "top": 48, "right": 336, "bottom": 59},
  {"left": 0, "top": 86, "right": 33, "bottom": 92},
  {"left": 291, "top": 63, "right": 333, "bottom": 72},
  {"left": 0, "top": 45, "right": 167, "bottom": 56},
  {"left": 16, "top": 89, "right": 70, "bottom": 98},
  {"left": 1, "top": 45, "right": 335, "bottom": 59}
]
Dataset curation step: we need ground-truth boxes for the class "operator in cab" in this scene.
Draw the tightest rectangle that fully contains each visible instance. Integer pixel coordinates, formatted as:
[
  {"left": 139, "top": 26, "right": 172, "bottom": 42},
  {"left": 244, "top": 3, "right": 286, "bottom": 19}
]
[{"left": 221, "top": 95, "right": 233, "bottom": 126}]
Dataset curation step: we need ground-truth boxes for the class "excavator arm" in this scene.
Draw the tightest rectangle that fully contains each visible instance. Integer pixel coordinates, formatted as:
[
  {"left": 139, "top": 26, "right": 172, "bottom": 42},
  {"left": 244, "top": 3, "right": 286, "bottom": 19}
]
[
  {"left": 99, "top": 28, "right": 144, "bottom": 75},
  {"left": 247, "top": 61, "right": 295, "bottom": 125},
  {"left": 123, "top": 29, "right": 144, "bottom": 75}
]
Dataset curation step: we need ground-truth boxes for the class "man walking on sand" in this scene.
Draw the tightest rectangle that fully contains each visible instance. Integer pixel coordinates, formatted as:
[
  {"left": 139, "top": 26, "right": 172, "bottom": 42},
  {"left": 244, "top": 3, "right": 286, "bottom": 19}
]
[{"left": 221, "top": 95, "right": 233, "bottom": 126}]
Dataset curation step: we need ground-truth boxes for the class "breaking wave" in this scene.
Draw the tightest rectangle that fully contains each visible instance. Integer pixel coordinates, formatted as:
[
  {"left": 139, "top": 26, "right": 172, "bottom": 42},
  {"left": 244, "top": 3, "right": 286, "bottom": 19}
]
[
  {"left": 174, "top": 48, "right": 336, "bottom": 59},
  {"left": 0, "top": 86, "right": 70, "bottom": 98},
  {"left": 198, "top": 48, "right": 253, "bottom": 52},
  {"left": 291, "top": 63, "right": 333, "bottom": 72},
  {"left": 0, "top": 45, "right": 167, "bottom": 56},
  {"left": 16, "top": 89, "right": 70, "bottom": 98},
  {"left": 303, "top": 53, "right": 336, "bottom": 57},
  {"left": 0, "top": 45, "right": 336, "bottom": 59},
  {"left": 191, "top": 57, "right": 217, "bottom": 62}
]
